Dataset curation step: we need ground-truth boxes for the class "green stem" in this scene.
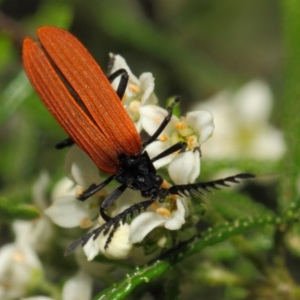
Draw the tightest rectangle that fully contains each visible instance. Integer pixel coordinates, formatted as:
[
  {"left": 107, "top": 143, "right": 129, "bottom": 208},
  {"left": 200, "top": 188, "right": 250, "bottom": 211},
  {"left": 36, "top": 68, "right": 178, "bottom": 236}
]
[
  {"left": 93, "top": 214, "right": 279, "bottom": 300},
  {"left": 280, "top": 0, "right": 300, "bottom": 211}
]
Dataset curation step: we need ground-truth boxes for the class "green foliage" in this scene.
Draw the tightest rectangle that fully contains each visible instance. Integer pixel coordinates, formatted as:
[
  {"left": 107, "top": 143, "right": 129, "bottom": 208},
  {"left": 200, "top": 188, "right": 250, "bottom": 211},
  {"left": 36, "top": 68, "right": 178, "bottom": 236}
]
[{"left": 0, "top": 197, "right": 39, "bottom": 221}]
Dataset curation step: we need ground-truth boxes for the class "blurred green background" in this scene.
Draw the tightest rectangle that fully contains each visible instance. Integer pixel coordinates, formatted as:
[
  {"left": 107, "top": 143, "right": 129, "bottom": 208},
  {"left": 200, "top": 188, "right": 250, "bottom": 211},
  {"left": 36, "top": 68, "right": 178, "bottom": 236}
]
[{"left": 2, "top": 1, "right": 298, "bottom": 299}]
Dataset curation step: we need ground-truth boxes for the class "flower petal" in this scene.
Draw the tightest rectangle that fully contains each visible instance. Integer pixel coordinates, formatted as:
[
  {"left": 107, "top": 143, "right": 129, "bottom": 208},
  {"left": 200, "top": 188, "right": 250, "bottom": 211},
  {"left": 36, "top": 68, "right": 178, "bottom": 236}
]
[
  {"left": 140, "top": 105, "right": 178, "bottom": 137},
  {"left": 32, "top": 171, "right": 50, "bottom": 210},
  {"left": 138, "top": 73, "right": 157, "bottom": 105},
  {"left": 233, "top": 80, "right": 272, "bottom": 124},
  {"left": 0, "top": 231, "right": 43, "bottom": 300},
  {"left": 84, "top": 224, "right": 133, "bottom": 260},
  {"left": 62, "top": 270, "right": 92, "bottom": 300},
  {"left": 109, "top": 54, "right": 139, "bottom": 85},
  {"left": 65, "top": 145, "right": 101, "bottom": 187},
  {"left": 83, "top": 237, "right": 100, "bottom": 261},
  {"left": 186, "top": 110, "right": 214, "bottom": 144},
  {"left": 168, "top": 151, "right": 200, "bottom": 184},
  {"left": 145, "top": 140, "right": 173, "bottom": 169},
  {"left": 249, "top": 126, "right": 286, "bottom": 159},
  {"left": 51, "top": 177, "right": 75, "bottom": 200},
  {"left": 129, "top": 212, "right": 166, "bottom": 243},
  {"left": 98, "top": 223, "right": 133, "bottom": 260},
  {"left": 45, "top": 196, "right": 94, "bottom": 228},
  {"left": 164, "top": 199, "right": 186, "bottom": 230}
]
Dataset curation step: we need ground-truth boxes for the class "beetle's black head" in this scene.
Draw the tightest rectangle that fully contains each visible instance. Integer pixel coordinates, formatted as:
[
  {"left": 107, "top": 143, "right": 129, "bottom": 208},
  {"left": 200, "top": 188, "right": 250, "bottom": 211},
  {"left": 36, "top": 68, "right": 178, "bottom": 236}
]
[{"left": 116, "top": 151, "right": 164, "bottom": 197}]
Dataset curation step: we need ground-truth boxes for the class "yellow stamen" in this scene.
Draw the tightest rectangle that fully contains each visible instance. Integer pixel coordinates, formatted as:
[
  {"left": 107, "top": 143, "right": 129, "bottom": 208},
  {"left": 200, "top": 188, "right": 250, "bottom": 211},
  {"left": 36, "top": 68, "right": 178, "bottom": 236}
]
[
  {"left": 178, "top": 125, "right": 194, "bottom": 137},
  {"left": 169, "top": 193, "right": 179, "bottom": 201},
  {"left": 156, "top": 207, "right": 171, "bottom": 217},
  {"left": 80, "top": 217, "right": 93, "bottom": 228},
  {"left": 175, "top": 122, "right": 186, "bottom": 130},
  {"left": 187, "top": 135, "right": 197, "bottom": 149},
  {"left": 77, "top": 186, "right": 107, "bottom": 200},
  {"left": 154, "top": 116, "right": 163, "bottom": 124},
  {"left": 129, "top": 100, "right": 140, "bottom": 114},
  {"left": 128, "top": 84, "right": 140, "bottom": 94},
  {"left": 12, "top": 252, "right": 24, "bottom": 263},
  {"left": 96, "top": 189, "right": 107, "bottom": 198},
  {"left": 75, "top": 186, "right": 85, "bottom": 198},
  {"left": 160, "top": 134, "right": 168, "bottom": 142},
  {"left": 151, "top": 202, "right": 159, "bottom": 210},
  {"left": 161, "top": 179, "right": 171, "bottom": 189}
]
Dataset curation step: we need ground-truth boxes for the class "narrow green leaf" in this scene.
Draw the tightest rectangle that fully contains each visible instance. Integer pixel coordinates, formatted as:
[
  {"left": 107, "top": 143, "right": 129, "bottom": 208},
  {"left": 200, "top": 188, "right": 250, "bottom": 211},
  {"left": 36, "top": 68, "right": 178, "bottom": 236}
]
[
  {"left": 0, "top": 197, "right": 39, "bottom": 221},
  {"left": 0, "top": 33, "right": 15, "bottom": 71},
  {"left": 208, "top": 191, "right": 273, "bottom": 220},
  {"left": 201, "top": 159, "right": 280, "bottom": 176},
  {"left": 281, "top": 0, "right": 300, "bottom": 210},
  {"left": 0, "top": 71, "right": 32, "bottom": 124}
]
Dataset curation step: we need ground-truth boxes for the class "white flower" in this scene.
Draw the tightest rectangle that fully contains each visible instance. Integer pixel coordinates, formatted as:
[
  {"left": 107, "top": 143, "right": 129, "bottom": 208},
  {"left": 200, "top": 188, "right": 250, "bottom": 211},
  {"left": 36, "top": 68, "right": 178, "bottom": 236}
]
[
  {"left": 83, "top": 220, "right": 133, "bottom": 261},
  {"left": 82, "top": 189, "right": 140, "bottom": 261},
  {"left": 194, "top": 80, "right": 286, "bottom": 160},
  {"left": 168, "top": 148, "right": 200, "bottom": 185},
  {"left": 45, "top": 145, "right": 136, "bottom": 261},
  {"left": 129, "top": 197, "right": 188, "bottom": 244},
  {"left": 61, "top": 270, "right": 92, "bottom": 300},
  {"left": 140, "top": 105, "right": 214, "bottom": 184},
  {"left": 45, "top": 146, "right": 102, "bottom": 229},
  {"left": 0, "top": 221, "right": 43, "bottom": 300},
  {"left": 109, "top": 54, "right": 158, "bottom": 131},
  {"left": 29, "top": 172, "right": 54, "bottom": 253},
  {"left": 22, "top": 270, "right": 92, "bottom": 300}
]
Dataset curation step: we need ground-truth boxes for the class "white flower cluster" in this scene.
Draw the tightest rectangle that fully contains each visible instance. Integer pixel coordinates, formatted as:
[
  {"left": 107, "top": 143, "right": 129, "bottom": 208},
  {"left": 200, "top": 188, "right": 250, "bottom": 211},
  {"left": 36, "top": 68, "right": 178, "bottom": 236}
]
[
  {"left": 195, "top": 80, "right": 285, "bottom": 160},
  {"left": 0, "top": 173, "right": 93, "bottom": 300},
  {"left": 45, "top": 54, "right": 215, "bottom": 262},
  {"left": 0, "top": 56, "right": 284, "bottom": 300}
]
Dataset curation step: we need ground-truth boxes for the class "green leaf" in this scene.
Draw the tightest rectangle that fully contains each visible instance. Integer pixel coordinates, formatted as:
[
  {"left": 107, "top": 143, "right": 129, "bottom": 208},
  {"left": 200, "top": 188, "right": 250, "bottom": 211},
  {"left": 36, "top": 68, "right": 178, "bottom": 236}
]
[
  {"left": 207, "top": 191, "right": 273, "bottom": 220},
  {"left": 0, "top": 33, "right": 16, "bottom": 71},
  {"left": 0, "top": 197, "right": 39, "bottom": 221},
  {"left": 201, "top": 159, "right": 281, "bottom": 177},
  {"left": 0, "top": 71, "right": 33, "bottom": 124},
  {"left": 281, "top": 0, "right": 300, "bottom": 210}
]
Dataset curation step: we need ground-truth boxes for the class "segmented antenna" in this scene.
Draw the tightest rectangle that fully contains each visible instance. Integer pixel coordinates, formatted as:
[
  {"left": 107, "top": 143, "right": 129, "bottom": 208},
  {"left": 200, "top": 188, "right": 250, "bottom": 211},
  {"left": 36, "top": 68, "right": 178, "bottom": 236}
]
[
  {"left": 65, "top": 199, "right": 155, "bottom": 256},
  {"left": 168, "top": 173, "right": 255, "bottom": 197}
]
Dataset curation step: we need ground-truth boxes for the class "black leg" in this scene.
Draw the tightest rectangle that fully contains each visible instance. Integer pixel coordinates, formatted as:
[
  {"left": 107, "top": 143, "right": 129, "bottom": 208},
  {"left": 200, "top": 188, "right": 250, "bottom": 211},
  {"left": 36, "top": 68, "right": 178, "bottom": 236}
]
[
  {"left": 101, "top": 184, "right": 127, "bottom": 210},
  {"left": 151, "top": 141, "right": 187, "bottom": 163},
  {"left": 77, "top": 175, "right": 115, "bottom": 201},
  {"left": 100, "top": 208, "right": 111, "bottom": 222},
  {"left": 55, "top": 138, "right": 74, "bottom": 149},
  {"left": 142, "top": 96, "right": 181, "bottom": 149},
  {"left": 65, "top": 198, "right": 156, "bottom": 255},
  {"left": 108, "top": 68, "right": 129, "bottom": 100}
]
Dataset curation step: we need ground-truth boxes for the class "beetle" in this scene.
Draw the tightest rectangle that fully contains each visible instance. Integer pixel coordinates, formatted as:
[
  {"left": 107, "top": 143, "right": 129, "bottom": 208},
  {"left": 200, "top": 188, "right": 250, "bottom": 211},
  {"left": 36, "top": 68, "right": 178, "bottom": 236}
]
[{"left": 22, "top": 27, "right": 254, "bottom": 254}]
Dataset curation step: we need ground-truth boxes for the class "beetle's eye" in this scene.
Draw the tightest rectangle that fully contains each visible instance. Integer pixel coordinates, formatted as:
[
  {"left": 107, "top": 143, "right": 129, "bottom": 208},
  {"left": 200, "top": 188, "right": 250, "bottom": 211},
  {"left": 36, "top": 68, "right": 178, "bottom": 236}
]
[
  {"left": 141, "top": 190, "right": 151, "bottom": 198},
  {"left": 155, "top": 175, "right": 163, "bottom": 185}
]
